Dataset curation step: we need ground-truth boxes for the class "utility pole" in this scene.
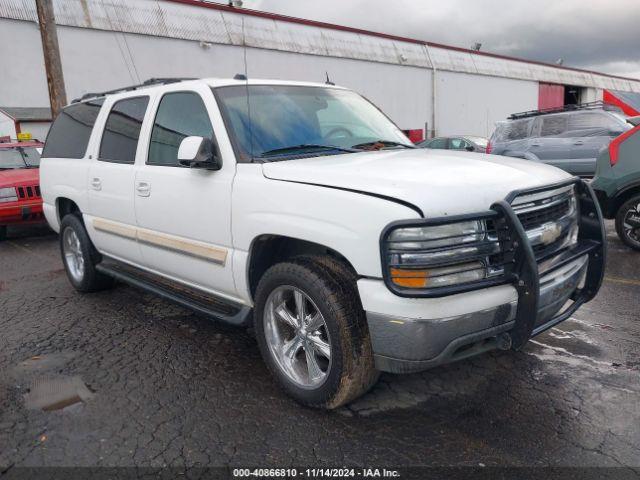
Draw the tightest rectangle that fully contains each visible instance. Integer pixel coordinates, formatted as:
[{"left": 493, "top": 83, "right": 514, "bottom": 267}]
[{"left": 35, "top": 0, "right": 67, "bottom": 118}]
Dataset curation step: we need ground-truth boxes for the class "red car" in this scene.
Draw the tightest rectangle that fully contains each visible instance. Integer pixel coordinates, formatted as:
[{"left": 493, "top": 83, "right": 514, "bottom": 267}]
[{"left": 0, "top": 139, "right": 45, "bottom": 240}]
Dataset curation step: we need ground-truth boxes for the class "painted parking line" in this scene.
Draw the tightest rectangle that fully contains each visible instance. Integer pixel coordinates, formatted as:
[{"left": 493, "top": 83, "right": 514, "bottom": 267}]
[{"left": 604, "top": 276, "right": 640, "bottom": 287}]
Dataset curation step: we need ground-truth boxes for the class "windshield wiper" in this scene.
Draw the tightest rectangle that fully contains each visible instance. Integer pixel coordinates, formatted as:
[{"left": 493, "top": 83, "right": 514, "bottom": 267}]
[
  {"left": 259, "top": 144, "right": 358, "bottom": 158},
  {"left": 352, "top": 140, "right": 415, "bottom": 150}
]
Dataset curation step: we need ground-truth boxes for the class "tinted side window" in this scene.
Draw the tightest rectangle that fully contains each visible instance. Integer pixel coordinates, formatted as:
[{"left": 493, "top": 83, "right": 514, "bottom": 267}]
[
  {"left": 540, "top": 115, "right": 568, "bottom": 137},
  {"left": 148, "top": 92, "right": 213, "bottom": 166},
  {"left": 42, "top": 99, "right": 104, "bottom": 158},
  {"left": 99, "top": 96, "right": 149, "bottom": 164},
  {"left": 568, "top": 112, "right": 617, "bottom": 132}
]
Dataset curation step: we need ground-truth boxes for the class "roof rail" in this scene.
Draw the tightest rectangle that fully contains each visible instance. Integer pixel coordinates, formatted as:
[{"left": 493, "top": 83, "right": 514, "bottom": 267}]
[
  {"left": 508, "top": 101, "right": 622, "bottom": 120},
  {"left": 71, "top": 77, "right": 196, "bottom": 103}
]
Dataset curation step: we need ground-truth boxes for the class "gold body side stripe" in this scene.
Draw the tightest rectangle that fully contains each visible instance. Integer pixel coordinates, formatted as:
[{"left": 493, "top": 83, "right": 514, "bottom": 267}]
[
  {"left": 92, "top": 218, "right": 227, "bottom": 266},
  {"left": 93, "top": 218, "right": 137, "bottom": 239}
]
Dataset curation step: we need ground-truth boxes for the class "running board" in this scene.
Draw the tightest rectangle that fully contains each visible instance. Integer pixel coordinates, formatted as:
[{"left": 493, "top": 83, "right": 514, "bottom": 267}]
[{"left": 96, "top": 260, "right": 251, "bottom": 327}]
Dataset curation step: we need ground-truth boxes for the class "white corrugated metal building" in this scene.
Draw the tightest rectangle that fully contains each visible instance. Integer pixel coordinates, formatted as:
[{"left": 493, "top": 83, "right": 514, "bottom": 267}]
[{"left": 1, "top": 0, "right": 640, "bottom": 141}]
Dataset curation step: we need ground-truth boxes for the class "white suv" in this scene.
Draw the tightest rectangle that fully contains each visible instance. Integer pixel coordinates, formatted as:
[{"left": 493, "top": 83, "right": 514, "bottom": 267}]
[{"left": 40, "top": 78, "right": 606, "bottom": 409}]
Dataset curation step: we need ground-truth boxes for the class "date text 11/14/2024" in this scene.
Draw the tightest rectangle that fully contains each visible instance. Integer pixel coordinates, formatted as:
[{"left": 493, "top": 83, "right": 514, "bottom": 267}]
[{"left": 232, "top": 468, "right": 401, "bottom": 478}]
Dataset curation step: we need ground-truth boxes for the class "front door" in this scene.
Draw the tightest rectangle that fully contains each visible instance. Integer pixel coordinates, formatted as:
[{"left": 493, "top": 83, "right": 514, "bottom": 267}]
[
  {"left": 530, "top": 115, "right": 575, "bottom": 172},
  {"left": 568, "top": 112, "right": 620, "bottom": 175},
  {"left": 87, "top": 95, "right": 149, "bottom": 266},
  {"left": 133, "top": 87, "right": 237, "bottom": 299}
]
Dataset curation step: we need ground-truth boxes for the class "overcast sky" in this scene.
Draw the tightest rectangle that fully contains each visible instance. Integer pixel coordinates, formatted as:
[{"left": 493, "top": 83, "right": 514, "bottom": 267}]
[{"left": 246, "top": 0, "right": 640, "bottom": 79}]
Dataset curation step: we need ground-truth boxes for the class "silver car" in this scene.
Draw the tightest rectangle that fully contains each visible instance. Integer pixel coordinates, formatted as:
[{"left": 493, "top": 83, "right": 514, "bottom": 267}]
[
  {"left": 488, "top": 103, "right": 630, "bottom": 176},
  {"left": 417, "top": 135, "right": 488, "bottom": 153}
]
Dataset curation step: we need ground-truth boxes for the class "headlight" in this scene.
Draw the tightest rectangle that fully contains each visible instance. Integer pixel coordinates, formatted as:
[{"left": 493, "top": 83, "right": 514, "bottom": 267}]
[
  {"left": 0, "top": 187, "right": 18, "bottom": 203},
  {"left": 384, "top": 219, "right": 502, "bottom": 290}
]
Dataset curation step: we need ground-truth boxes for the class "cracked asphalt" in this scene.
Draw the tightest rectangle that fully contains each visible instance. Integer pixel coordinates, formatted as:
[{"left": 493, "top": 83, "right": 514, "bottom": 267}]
[{"left": 0, "top": 222, "right": 639, "bottom": 473}]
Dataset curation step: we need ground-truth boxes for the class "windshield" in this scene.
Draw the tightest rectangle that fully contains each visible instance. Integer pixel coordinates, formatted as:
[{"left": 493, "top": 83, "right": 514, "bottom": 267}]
[
  {"left": 21, "top": 147, "right": 41, "bottom": 166},
  {"left": 0, "top": 147, "right": 41, "bottom": 169},
  {"left": 214, "top": 85, "right": 410, "bottom": 160}
]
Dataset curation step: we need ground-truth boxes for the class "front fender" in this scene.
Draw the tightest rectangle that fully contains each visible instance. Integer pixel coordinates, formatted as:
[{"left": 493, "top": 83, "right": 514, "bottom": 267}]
[{"left": 232, "top": 165, "right": 420, "bottom": 279}]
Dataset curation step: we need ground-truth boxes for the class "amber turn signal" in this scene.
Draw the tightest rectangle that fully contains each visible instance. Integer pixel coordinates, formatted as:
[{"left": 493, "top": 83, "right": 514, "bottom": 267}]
[{"left": 390, "top": 268, "right": 429, "bottom": 288}]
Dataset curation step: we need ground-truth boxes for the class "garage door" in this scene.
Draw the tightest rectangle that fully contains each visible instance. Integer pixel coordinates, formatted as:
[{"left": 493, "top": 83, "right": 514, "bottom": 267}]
[{"left": 539, "top": 83, "right": 564, "bottom": 110}]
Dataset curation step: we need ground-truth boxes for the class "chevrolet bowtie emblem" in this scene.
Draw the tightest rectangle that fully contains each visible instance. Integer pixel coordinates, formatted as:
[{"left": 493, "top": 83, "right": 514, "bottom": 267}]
[{"left": 540, "top": 223, "right": 562, "bottom": 245}]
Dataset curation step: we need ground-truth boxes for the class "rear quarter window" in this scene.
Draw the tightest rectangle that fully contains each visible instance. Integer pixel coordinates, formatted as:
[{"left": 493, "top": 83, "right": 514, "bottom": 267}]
[
  {"left": 428, "top": 138, "right": 448, "bottom": 149},
  {"left": 42, "top": 99, "right": 104, "bottom": 158},
  {"left": 493, "top": 118, "right": 533, "bottom": 142}
]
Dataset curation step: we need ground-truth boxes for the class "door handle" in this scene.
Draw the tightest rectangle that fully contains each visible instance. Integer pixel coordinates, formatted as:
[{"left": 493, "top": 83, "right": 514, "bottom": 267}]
[
  {"left": 91, "top": 178, "right": 102, "bottom": 190},
  {"left": 531, "top": 143, "right": 541, "bottom": 147},
  {"left": 136, "top": 181, "right": 151, "bottom": 197},
  {"left": 573, "top": 141, "right": 584, "bottom": 145}
]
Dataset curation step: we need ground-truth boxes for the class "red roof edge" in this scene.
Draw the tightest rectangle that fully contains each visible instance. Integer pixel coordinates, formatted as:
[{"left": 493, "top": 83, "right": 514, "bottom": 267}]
[
  {"left": 604, "top": 90, "right": 640, "bottom": 116},
  {"left": 166, "top": 0, "right": 640, "bottom": 84}
]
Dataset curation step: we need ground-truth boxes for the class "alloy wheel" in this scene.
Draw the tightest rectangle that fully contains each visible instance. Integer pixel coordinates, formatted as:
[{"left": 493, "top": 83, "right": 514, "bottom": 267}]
[
  {"left": 263, "top": 286, "right": 332, "bottom": 388},
  {"left": 62, "top": 227, "right": 85, "bottom": 283},
  {"left": 623, "top": 202, "right": 640, "bottom": 244}
]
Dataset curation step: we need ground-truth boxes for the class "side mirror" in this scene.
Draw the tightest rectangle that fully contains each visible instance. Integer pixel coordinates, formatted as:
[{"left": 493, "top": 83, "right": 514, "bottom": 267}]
[
  {"left": 465, "top": 145, "right": 475, "bottom": 152},
  {"left": 178, "top": 136, "right": 221, "bottom": 170},
  {"left": 609, "top": 128, "right": 625, "bottom": 138}
]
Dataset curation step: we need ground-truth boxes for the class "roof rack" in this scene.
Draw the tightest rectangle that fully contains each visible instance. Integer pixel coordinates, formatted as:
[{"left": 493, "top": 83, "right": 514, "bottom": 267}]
[
  {"left": 71, "top": 77, "right": 196, "bottom": 103},
  {"left": 508, "top": 101, "right": 622, "bottom": 120}
]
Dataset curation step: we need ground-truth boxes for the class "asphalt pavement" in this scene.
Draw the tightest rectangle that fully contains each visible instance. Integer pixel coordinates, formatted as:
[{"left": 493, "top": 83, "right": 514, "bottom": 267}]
[{"left": 0, "top": 222, "right": 639, "bottom": 475}]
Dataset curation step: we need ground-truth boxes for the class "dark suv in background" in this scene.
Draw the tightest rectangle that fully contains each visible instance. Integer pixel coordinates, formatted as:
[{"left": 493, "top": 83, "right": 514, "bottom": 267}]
[
  {"left": 592, "top": 116, "right": 640, "bottom": 250},
  {"left": 488, "top": 102, "right": 630, "bottom": 176}
]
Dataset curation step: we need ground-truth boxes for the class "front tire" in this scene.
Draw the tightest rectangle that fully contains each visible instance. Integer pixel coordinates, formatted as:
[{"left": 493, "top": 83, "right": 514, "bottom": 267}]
[
  {"left": 615, "top": 195, "right": 640, "bottom": 251},
  {"left": 59, "top": 214, "right": 115, "bottom": 292},
  {"left": 254, "top": 256, "right": 379, "bottom": 409}
]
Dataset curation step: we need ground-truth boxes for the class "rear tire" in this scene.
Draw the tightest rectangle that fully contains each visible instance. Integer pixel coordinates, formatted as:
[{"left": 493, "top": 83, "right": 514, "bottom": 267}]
[
  {"left": 59, "top": 214, "right": 115, "bottom": 292},
  {"left": 254, "top": 255, "right": 379, "bottom": 409},
  {"left": 615, "top": 195, "right": 640, "bottom": 251}
]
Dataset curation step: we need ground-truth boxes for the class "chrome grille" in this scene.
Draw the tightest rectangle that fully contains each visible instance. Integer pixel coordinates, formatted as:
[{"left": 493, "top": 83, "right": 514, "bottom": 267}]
[
  {"left": 517, "top": 198, "right": 571, "bottom": 231},
  {"left": 514, "top": 186, "right": 578, "bottom": 270}
]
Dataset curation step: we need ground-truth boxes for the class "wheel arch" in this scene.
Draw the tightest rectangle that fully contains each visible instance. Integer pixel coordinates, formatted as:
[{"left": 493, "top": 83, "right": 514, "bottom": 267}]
[
  {"left": 246, "top": 234, "right": 358, "bottom": 301},
  {"left": 56, "top": 197, "right": 82, "bottom": 225},
  {"left": 504, "top": 150, "right": 538, "bottom": 162},
  {"left": 611, "top": 182, "right": 640, "bottom": 216}
]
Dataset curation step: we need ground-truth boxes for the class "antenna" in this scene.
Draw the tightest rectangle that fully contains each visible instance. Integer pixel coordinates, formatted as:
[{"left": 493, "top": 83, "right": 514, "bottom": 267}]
[{"left": 325, "top": 72, "right": 335, "bottom": 86}]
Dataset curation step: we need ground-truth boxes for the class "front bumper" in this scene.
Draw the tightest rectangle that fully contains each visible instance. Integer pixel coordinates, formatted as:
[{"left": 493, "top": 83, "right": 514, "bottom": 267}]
[
  {"left": 363, "top": 178, "right": 606, "bottom": 373},
  {"left": 0, "top": 201, "right": 45, "bottom": 226}
]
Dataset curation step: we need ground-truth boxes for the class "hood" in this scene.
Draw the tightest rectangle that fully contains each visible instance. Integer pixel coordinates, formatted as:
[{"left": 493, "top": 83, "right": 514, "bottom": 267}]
[
  {"left": 0, "top": 168, "right": 39, "bottom": 189},
  {"left": 262, "top": 149, "right": 572, "bottom": 217}
]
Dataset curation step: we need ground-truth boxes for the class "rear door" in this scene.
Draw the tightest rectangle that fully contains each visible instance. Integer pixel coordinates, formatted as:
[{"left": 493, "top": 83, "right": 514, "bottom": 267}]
[
  {"left": 86, "top": 95, "right": 149, "bottom": 265},
  {"left": 133, "top": 86, "right": 237, "bottom": 298}
]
